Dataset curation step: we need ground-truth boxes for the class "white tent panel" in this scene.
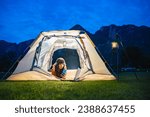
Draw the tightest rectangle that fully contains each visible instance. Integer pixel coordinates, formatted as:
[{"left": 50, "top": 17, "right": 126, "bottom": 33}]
[
  {"left": 13, "top": 34, "right": 44, "bottom": 74},
  {"left": 42, "top": 30, "right": 80, "bottom": 37},
  {"left": 83, "top": 39, "right": 111, "bottom": 75}
]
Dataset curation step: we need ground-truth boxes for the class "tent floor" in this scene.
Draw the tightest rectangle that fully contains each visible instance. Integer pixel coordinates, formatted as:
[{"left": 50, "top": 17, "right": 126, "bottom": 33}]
[{"left": 7, "top": 70, "right": 116, "bottom": 81}]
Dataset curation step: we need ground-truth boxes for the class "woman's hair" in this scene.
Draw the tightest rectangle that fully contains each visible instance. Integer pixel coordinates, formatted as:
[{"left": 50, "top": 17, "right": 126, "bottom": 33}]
[
  {"left": 56, "top": 57, "right": 66, "bottom": 65},
  {"left": 55, "top": 58, "right": 66, "bottom": 77}
]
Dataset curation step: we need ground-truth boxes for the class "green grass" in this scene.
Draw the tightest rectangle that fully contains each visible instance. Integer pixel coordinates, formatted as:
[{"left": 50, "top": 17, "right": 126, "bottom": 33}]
[{"left": 0, "top": 72, "right": 150, "bottom": 100}]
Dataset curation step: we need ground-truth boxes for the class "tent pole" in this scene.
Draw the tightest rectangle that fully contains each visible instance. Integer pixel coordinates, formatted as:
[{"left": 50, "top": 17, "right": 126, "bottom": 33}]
[
  {"left": 117, "top": 47, "right": 119, "bottom": 79},
  {"left": 116, "top": 34, "right": 139, "bottom": 80},
  {"left": 79, "top": 37, "right": 95, "bottom": 73}
]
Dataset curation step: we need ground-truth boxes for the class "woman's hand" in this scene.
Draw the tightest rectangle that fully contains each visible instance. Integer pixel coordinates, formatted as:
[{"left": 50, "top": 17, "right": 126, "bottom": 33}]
[{"left": 51, "top": 64, "right": 56, "bottom": 75}]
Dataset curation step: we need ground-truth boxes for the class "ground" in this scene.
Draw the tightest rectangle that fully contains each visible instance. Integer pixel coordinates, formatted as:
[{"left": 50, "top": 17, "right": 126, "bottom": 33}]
[{"left": 0, "top": 72, "right": 150, "bottom": 100}]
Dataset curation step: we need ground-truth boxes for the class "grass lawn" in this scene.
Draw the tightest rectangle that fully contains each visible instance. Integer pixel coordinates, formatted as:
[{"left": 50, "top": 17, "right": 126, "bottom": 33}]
[{"left": 0, "top": 72, "right": 150, "bottom": 100}]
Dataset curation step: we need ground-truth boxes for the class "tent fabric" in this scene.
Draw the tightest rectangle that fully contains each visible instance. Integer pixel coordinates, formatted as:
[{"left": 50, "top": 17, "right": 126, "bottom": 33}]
[
  {"left": 8, "top": 70, "right": 115, "bottom": 81},
  {"left": 8, "top": 30, "right": 116, "bottom": 80}
]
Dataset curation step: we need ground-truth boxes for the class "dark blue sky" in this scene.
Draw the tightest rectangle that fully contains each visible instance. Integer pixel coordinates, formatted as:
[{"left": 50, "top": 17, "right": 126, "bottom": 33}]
[{"left": 0, "top": 0, "right": 150, "bottom": 43}]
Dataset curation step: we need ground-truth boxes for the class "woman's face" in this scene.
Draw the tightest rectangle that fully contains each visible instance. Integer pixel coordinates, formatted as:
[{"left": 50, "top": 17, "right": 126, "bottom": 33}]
[{"left": 58, "top": 63, "right": 64, "bottom": 69}]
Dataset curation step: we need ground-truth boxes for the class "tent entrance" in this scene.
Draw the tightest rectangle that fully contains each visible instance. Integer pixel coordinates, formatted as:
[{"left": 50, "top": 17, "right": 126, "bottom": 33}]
[{"left": 51, "top": 48, "right": 81, "bottom": 69}]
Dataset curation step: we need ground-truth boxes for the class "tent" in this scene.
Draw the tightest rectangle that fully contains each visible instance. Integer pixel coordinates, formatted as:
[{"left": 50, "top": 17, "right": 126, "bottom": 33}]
[{"left": 7, "top": 30, "right": 116, "bottom": 80}]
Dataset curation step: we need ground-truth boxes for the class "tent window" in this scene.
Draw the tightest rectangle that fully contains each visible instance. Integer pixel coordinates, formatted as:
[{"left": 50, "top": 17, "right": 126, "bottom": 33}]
[{"left": 51, "top": 49, "right": 81, "bottom": 69}]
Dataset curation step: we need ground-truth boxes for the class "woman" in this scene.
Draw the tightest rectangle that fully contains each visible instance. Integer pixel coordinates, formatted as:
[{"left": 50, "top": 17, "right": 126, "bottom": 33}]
[{"left": 51, "top": 57, "right": 67, "bottom": 80}]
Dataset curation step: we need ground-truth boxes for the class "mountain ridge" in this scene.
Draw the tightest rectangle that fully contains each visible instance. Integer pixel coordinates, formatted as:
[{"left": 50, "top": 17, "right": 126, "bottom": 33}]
[{"left": 0, "top": 24, "right": 150, "bottom": 74}]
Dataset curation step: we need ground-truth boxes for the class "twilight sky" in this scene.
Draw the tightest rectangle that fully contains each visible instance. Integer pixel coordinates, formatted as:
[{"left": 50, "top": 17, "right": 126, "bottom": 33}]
[{"left": 0, "top": 0, "right": 150, "bottom": 43}]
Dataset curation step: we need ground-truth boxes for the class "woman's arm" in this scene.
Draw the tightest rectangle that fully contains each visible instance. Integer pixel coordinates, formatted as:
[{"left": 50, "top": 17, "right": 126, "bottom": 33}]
[
  {"left": 60, "top": 65, "right": 67, "bottom": 79},
  {"left": 51, "top": 64, "right": 56, "bottom": 75}
]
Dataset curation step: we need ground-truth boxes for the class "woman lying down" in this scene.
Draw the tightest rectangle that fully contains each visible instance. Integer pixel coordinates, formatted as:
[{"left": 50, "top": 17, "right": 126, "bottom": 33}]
[{"left": 49, "top": 58, "right": 67, "bottom": 80}]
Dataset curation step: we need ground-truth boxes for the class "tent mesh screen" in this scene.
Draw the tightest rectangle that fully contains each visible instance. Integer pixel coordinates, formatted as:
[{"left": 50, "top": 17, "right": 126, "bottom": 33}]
[{"left": 52, "top": 49, "right": 80, "bottom": 69}]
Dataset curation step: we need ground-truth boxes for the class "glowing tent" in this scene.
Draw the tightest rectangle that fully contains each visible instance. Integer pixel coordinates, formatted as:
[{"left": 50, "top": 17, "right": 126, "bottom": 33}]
[{"left": 8, "top": 30, "right": 116, "bottom": 80}]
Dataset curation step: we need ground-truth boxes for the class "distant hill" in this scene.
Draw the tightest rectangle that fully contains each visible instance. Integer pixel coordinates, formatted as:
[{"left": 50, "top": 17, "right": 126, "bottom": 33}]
[
  {"left": 0, "top": 39, "right": 34, "bottom": 57},
  {"left": 91, "top": 24, "right": 150, "bottom": 68},
  {"left": 0, "top": 39, "right": 34, "bottom": 72},
  {"left": 93, "top": 24, "right": 150, "bottom": 54},
  {"left": 0, "top": 24, "right": 150, "bottom": 76},
  {"left": 70, "top": 24, "right": 94, "bottom": 38}
]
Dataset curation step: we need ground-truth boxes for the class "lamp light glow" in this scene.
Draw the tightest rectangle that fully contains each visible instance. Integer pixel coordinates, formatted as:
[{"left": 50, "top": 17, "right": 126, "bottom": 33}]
[{"left": 111, "top": 41, "right": 119, "bottom": 49}]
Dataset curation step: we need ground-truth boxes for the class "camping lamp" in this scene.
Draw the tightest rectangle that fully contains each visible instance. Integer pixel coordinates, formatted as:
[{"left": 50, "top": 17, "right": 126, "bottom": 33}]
[
  {"left": 111, "top": 41, "right": 119, "bottom": 49},
  {"left": 112, "top": 33, "right": 120, "bottom": 49},
  {"left": 111, "top": 33, "right": 120, "bottom": 79}
]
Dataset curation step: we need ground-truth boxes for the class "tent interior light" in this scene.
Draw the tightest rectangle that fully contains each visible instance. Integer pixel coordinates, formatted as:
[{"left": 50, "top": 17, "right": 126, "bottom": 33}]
[{"left": 63, "top": 41, "right": 67, "bottom": 47}]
